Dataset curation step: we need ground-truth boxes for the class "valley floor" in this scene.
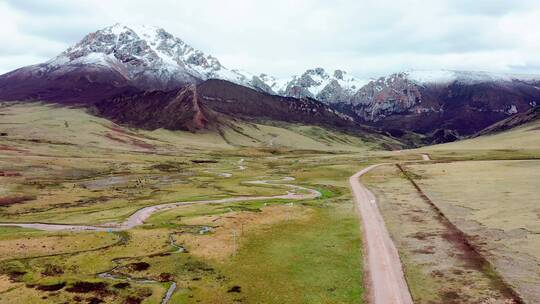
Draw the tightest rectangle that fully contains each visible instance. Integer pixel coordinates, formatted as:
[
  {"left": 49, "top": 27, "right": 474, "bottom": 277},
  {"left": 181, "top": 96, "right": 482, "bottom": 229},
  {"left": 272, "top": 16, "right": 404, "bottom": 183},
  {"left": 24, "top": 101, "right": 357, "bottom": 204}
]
[{"left": 0, "top": 102, "right": 538, "bottom": 303}]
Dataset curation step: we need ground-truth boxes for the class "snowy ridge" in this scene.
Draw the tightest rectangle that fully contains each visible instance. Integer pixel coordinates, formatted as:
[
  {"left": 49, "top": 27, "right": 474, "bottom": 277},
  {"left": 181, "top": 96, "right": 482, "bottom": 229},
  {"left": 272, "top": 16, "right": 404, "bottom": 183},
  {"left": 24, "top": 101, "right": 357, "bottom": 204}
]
[
  {"left": 277, "top": 67, "right": 368, "bottom": 103},
  {"left": 255, "top": 74, "right": 290, "bottom": 94},
  {"left": 404, "top": 70, "right": 540, "bottom": 85},
  {"left": 289, "top": 68, "right": 366, "bottom": 96}
]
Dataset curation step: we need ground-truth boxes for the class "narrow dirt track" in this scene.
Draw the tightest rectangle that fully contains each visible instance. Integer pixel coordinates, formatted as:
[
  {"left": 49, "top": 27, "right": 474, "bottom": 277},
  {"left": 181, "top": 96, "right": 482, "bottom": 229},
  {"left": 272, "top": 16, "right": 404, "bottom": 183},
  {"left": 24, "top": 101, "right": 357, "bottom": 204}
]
[
  {"left": 0, "top": 177, "right": 320, "bottom": 232},
  {"left": 350, "top": 164, "right": 414, "bottom": 304}
]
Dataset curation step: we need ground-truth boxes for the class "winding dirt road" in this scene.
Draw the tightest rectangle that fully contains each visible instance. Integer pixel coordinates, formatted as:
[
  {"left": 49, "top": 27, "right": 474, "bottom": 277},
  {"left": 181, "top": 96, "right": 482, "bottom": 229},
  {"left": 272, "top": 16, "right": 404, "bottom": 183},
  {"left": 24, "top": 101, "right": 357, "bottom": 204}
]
[
  {"left": 0, "top": 177, "right": 320, "bottom": 232},
  {"left": 350, "top": 164, "right": 413, "bottom": 304}
]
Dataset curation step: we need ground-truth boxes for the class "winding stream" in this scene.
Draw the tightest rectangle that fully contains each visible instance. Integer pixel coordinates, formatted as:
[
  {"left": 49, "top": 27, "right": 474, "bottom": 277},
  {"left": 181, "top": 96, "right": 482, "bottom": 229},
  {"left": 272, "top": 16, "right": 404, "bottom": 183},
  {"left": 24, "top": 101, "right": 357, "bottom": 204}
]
[
  {"left": 96, "top": 233, "right": 185, "bottom": 304},
  {"left": 0, "top": 177, "right": 320, "bottom": 232},
  {"left": 0, "top": 176, "right": 320, "bottom": 303}
]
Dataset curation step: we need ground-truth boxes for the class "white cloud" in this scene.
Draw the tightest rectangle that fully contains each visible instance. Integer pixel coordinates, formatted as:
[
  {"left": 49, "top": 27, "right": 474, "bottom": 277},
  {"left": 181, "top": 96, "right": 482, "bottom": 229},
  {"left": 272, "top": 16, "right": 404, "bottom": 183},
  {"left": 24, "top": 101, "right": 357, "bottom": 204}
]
[{"left": 1, "top": 0, "right": 540, "bottom": 79}]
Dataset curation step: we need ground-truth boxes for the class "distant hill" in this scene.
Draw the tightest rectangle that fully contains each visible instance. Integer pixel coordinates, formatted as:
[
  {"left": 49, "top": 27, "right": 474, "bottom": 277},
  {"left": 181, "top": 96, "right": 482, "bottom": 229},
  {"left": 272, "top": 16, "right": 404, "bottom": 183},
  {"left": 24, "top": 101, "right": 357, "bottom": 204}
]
[
  {"left": 93, "top": 79, "right": 400, "bottom": 149},
  {"left": 332, "top": 70, "right": 540, "bottom": 144},
  {"left": 473, "top": 106, "right": 540, "bottom": 137}
]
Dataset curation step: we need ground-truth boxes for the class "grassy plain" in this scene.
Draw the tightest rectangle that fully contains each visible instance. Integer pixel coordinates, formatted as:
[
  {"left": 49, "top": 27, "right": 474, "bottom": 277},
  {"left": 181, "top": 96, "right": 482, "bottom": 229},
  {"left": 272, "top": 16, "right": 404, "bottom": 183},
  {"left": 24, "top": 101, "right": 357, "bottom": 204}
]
[
  {"left": 1, "top": 100, "right": 539, "bottom": 303},
  {"left": 405, "top": 160, "right": 540, "bottom": 303},
  {"left": 363, "top": 165, "right": 517, "bottom": 303}
]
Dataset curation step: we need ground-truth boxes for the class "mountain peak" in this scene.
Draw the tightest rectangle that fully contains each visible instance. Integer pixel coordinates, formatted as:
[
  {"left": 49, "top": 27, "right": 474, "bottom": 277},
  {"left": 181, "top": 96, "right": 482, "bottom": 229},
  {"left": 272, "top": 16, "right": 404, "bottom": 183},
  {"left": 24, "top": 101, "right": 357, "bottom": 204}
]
[
  {"left": 277, "top": 67, "right": 367, "bottom": 103},
  {"left": 333, "top": 69, "right": 346, "bottom": 80},
  {"left": 100, "top": 23, "right": 170, "bottom": 39},
  {"left": 305, "top": 67, "right": 327, "bottom": 77},
  {"left": 38, "top": 24, "right": 263, "bottom": 90}
]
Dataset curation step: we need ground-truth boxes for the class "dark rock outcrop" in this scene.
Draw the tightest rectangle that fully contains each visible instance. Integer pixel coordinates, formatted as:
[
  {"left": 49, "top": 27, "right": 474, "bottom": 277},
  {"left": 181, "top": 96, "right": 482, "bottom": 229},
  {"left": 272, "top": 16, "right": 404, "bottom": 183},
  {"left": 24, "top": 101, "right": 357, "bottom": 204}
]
[{"left": 95, "top": 85, "right": 212, "bottom": 132}]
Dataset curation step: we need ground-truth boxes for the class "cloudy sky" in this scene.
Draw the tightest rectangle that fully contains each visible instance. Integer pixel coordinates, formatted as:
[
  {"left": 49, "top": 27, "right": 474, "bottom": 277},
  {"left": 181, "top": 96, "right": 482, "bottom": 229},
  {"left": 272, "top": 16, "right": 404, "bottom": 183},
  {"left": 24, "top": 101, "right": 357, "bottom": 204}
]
[{"left": 1, "top": 0, "right": 540, "bottom": 80}]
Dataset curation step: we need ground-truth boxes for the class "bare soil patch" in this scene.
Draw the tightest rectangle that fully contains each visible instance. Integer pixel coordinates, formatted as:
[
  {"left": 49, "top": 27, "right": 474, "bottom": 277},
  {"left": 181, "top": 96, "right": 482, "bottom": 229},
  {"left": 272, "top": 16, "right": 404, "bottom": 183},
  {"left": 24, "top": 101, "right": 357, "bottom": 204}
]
[
  {"left": 35, "top": 282, "right": 66, "bottom": 291},
  {"left": 126, "top": 262, "right": 150, "bottom": 271},
  {"left": 0, "top": 275, "right": 19, "bottom": 292},
  {"left": 0, "top": 195, "right": 35, "bottom": 206},
  {"left": 66, "top": 281, "right": 109, "bottom": 294}
]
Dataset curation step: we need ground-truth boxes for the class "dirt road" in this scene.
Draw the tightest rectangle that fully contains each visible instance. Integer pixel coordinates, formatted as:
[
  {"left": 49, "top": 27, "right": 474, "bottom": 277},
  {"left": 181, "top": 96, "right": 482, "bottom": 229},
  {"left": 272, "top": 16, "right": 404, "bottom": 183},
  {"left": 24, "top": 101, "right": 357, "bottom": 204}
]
[
  {"left": 350, "top": 164, "right": 413, "bottom": 304},
  {"left": 0, "top": 177, "right": 320, "bottom": 232}
]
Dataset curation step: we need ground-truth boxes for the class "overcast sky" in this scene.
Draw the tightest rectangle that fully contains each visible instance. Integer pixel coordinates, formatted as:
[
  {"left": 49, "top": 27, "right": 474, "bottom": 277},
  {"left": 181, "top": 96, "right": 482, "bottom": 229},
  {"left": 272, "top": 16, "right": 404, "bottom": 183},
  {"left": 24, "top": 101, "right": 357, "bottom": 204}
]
[{"left": 1, "top": 0, "right": 540, "bottom": 80}]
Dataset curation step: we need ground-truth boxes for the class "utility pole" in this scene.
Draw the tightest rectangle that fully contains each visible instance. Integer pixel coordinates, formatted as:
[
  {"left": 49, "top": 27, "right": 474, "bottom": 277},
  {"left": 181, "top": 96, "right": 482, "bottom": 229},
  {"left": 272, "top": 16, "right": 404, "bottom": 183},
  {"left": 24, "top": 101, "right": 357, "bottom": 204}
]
[
  {"left": 286, "top": 202, "right": 293, "bottom": 222},
  {"left": 232, "top": 228, "right": 237, "bottom": 257}
]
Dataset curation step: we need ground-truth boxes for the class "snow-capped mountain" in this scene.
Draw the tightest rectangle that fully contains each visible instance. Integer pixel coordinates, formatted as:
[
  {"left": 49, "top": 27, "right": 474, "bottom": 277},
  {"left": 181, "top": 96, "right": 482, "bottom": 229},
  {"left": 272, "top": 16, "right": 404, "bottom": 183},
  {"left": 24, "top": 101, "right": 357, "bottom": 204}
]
[
  {"left": 333, "top": 69, "right": 540, "bottom": 143},
  {"left": 0, "top": 23, "right": 369, "bottom": 104},
  {"left": 275, "top": 68, "right": 367, "bottom": 103},
  {"left": 0, "top": 23, "right": 273, "bottom": 97},
  {"left": 48, "top": 23, "right": 271, "bottom": 90},
  {"left": 403, "top": 70, "right": 540, "bottom": 86},
  {"left": 346, "top": 70, "right": 540, "bottom": 122},
  {"left": 0, "top": 23, "right": 367, "bottom": 104}
]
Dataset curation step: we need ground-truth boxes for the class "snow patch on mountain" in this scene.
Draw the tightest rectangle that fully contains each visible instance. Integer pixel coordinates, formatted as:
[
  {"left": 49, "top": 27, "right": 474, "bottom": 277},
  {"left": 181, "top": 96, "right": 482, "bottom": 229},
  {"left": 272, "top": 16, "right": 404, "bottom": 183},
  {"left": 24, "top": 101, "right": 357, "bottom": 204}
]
[
  {"left": 255, "top": 74, "right": 290, "bottom": 94},
  {"left": 277, "top": 67, "right": 368, "bottom": 103},
  {"left": 405, "top": 70, "right": 540, "bottom": 85}
]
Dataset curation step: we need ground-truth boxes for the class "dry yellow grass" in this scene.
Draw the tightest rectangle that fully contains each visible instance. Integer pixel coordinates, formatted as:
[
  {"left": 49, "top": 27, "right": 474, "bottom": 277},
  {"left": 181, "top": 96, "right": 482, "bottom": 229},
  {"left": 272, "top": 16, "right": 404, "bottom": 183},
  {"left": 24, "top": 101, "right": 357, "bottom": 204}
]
[
  {"left": 406, "top": 160, "right": 540, "bottom": 303},
  {"left": 426, "top": 119, "right": 540, "bottom": 151},
  {"left": 363, "top": 165, "right": 516, "bottom": 304},
  {"left": 0, "top": 231, "right": 117, "bottom": 260},
  {"left": 174, "top": 204, "right": 313, "bottom": 261},
  {"left": 0, "top": 275, "right": 18, "bottom": 293}
]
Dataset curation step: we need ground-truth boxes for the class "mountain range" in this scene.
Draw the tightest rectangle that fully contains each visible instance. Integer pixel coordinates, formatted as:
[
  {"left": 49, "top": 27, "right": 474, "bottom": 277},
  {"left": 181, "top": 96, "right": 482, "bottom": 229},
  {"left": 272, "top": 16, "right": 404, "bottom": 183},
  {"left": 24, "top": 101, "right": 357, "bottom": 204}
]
[
  {"left": 1, "top": 23, "right": 539, "bottom": 146},
  {"left": 0, "top": 24, "right": 365, "bottom": 99}
]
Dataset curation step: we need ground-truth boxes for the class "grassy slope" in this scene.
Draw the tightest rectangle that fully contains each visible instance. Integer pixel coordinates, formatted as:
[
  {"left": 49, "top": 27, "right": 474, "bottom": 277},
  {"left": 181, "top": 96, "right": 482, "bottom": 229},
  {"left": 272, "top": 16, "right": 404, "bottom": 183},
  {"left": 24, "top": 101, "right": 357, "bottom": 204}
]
[
  {"left": 0, "top": 102, "right": 390, "bottom": 153},
  {"left": 420, "top": 117, "right": 540, "bottom": 160},
  {"left": 0, "top": 102, "right": 381, "bottom": 225}
]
